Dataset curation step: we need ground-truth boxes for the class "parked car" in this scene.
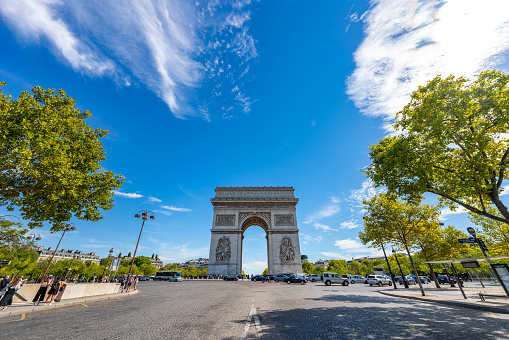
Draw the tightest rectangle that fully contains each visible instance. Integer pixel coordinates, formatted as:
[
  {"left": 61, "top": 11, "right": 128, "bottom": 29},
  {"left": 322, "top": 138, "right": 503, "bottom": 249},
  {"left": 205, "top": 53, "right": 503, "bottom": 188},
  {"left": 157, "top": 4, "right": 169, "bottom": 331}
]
[
  {"left": 309, "top": 274, "right": 321, "bottom": 282},
  {"left": 367, "top": 275, "right": 392, "bottom": 286},
  {"left": 321, "top": 272, "right": 350, "bottom": 286},
  {"left": 350, "top": 275, "right": 365, "bottom": 284},
  {"left": 274, "top": 274, "right": 292, "bottom": 282},
  {"left": 265, "top": 274, "right": 275, "bottom": 281},
  {"left": 398, "top": 276, "right": 417, "bottom": 285},
  {"left": 169, "top": 276, "right": 182, "bottom": 282},
  {"left": 285, "top": 274, "right": 307, "bottom": 284},
  {"left": 251, "top": 275, "right": 265, "bottom": 282},
  {"left": 437, "top": 275, "right": 456, "bottom": 284},
  {"left": 223, "top": 275, "right": 238, "bottom": 281}
]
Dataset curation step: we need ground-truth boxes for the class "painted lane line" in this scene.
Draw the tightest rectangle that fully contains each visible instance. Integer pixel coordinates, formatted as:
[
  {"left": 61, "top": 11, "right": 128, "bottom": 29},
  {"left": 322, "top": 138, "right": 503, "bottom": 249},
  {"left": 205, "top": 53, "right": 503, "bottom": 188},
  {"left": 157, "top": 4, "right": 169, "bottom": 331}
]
[
  {"left": 240, "top": 306, "right": 261, "bottom": 340},
  {"left": 0, "top": 313, "right": 26, "bottom": 324},
  {"left": 82, "top": 304, "right": 89, "bottom": 308}
]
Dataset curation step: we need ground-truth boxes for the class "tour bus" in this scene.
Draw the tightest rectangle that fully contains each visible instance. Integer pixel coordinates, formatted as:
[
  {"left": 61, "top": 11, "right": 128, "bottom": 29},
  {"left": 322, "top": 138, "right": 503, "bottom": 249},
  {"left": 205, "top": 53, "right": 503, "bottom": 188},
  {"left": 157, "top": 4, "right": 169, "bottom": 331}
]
[{"left": 155, "top": 271, "right": 183, "bottom": 282}]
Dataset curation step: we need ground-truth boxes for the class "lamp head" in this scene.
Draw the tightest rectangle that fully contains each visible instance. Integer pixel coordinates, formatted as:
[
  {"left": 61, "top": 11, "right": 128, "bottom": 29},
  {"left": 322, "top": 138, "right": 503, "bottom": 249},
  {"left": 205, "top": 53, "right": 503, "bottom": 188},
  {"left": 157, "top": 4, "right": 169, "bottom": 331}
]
[
  {"left": 150, "top": 215, "right": 156, "bottom": 220},
  {"left": 135, "top": 214, "right": 141, "bottom": 219},
  {"left": 109, "top": 248, "right": 114, "bottom": 254},
  {"left": 35, "top": 236, "right": 41, "bottom": 241}
]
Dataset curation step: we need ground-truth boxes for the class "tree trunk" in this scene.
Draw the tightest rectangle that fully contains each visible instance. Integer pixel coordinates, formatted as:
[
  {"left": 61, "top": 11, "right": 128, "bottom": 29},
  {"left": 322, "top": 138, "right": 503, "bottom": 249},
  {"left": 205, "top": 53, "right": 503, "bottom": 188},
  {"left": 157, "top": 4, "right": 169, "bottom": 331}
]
[
  {"left": 428, "top": 263, "right": 441, "bottom": 289},
  {"left": 404, "top": 243, "right": 426, "bottom": 296}
]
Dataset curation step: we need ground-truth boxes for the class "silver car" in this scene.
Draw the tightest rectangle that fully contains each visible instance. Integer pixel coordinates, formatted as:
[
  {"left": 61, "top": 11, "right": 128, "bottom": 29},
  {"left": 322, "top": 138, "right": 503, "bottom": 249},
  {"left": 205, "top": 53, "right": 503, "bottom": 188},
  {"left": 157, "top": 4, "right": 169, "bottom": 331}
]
[{"left": 366, "top": 275, "right": 392, "bottom": 286}]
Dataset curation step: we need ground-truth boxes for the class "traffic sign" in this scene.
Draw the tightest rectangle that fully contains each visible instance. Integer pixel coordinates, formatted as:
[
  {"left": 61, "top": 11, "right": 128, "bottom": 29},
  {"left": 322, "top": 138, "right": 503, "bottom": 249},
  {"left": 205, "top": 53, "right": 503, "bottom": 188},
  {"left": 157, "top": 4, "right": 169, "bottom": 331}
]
[
  {"left": 467, "top": 227, "right": 476, "bottom": 236},
  {"left": 477, "top": 238, "right": 489, "bottom": 252},
  {"left": 458, "top": 238, "right": 476, "bottom": 244}
]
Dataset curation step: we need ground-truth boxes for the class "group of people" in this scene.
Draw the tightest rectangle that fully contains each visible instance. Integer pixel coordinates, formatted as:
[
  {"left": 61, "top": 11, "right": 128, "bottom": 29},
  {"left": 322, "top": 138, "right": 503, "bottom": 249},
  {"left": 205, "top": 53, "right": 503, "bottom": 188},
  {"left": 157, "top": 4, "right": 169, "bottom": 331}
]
[
  {"left": 0, "top": 275, "right": 22, "bottom": 311},
  {"left": 32, "top": 275, "right": 67, "bottom": 306},
  {"left": 119, "top": 275, "right": 139, "bottom": 293}
]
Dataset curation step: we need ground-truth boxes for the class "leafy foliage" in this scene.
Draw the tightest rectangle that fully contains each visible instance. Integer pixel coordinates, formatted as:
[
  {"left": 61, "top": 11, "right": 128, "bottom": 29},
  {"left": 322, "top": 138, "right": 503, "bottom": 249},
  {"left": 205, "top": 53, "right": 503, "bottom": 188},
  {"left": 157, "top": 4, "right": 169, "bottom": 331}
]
[
  {"left": 0, "top": 83, "right": 124, "bottom": 230},
  {"left": 364, "top": 70, "right": 509, "bottom": 225}
]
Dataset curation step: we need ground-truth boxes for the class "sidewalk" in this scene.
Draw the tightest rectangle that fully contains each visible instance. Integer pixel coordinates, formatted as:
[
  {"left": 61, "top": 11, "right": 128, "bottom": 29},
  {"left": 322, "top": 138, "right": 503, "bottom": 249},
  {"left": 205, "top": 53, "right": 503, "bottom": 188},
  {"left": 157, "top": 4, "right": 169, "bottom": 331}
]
[
  {"left": 380, "top": 285, "right": 509, "bottom": 314},
  {"left": 0, "top": 289, "right": 139, "bottom": 318}
]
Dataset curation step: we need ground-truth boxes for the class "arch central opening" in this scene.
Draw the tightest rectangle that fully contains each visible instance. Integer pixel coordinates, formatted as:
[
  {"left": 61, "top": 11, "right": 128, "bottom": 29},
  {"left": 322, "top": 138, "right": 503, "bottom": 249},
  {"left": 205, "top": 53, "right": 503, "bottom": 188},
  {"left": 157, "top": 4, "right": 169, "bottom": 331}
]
[{"left": 241, "top": 217, "right": 269, "bottom": 276}]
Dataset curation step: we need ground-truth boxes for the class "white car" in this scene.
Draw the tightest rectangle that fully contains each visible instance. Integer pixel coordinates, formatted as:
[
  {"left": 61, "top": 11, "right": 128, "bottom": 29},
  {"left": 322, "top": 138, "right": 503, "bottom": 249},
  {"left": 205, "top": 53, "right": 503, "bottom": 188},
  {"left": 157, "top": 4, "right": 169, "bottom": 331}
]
[
  {"left": 321, "top": 272, "right": 349, "bottom": 286},
  {"left": 170, "top": 276, "right": 182, "bottom": 282},
  {"left": 366, "top": 275, "right": 392, "bottom": 287}
]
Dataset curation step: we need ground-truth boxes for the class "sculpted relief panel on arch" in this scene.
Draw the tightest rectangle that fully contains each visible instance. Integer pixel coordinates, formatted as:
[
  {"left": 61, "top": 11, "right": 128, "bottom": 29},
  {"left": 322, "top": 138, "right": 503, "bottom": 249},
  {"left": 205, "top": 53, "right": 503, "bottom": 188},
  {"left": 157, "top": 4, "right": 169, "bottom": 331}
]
[
  {"left": 215, "top": 236, "right": 231, "bottom": 262},
  {"left": 279, "top": 236, "right": 295, "bottom": 262},
  {"left": 239, "top": 212, "right": 271, "bottom": 228}
]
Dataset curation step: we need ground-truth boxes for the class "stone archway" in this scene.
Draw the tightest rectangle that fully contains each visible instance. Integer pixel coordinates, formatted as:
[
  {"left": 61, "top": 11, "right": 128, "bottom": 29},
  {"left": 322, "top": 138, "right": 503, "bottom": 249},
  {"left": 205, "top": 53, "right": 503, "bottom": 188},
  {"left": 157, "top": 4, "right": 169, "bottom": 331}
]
[{"left": 208, "top": 187, "right": 302, "bottom": 276}]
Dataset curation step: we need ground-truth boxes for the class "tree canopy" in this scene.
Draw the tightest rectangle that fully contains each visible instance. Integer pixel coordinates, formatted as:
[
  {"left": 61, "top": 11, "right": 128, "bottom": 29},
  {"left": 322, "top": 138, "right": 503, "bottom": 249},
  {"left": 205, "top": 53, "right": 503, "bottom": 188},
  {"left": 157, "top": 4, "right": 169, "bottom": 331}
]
[
  {"left": 364, "top": 70, "right": 509, "bottom": 225},
  {"left": 0, "top": 83, "right": 124, "bottom": 230}
]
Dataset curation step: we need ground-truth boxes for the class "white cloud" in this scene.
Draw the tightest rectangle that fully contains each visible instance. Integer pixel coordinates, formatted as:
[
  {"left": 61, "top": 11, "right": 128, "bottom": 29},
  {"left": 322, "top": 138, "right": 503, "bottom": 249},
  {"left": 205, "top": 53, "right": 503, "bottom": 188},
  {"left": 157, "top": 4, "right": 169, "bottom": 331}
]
[
  {"left": 500, "top": 184, "right": 509, "bottom": 196},
  {"left": 347, "top": 179, "right": 382, "bottom": 207},
  {"left": 329, "top": 196, "right": 341, "bottom": 203},
  {"left": 440, "top": 207, "right": 467, "bottom": 220},
  {"left": 303, "top": 198, "right": 340, "bottom": 224},
  {"left": 339, "top": 220, "right": 360, "bottom": 229},
  {"left": 148, "top": 197, "right": 162, "bottom": 203},
  {"left": 300, "top": 233, "right": 323, "bottom": 244},
  {"left": 347, "top": 0, "right": 509, "bottom": 130},
  {"left": 161, "top": 205, "right": 192, "bottom": 212},
  {"left": 146, "top": 237, "right": 208, "bottom": 263},
  {"left": 333, "top": 238, "right": 365, "bottom": 250},
  {"left": 319, "top": 251, "right": 345, "bottom": 259},
  {"left": 114, "top": 191, "right": 143, "bottom": 199},
  {"left": 154, "top": 210, "right": 172, "bottom": 217},
  {"left": 0, "top": 0, "right": 258, "bottom": 119},
  {"left": 242, "top": 261, "right": 267, "bottom": 275},
  {"left": 313, "top": 223, "right": 338, "bottom": 232}
]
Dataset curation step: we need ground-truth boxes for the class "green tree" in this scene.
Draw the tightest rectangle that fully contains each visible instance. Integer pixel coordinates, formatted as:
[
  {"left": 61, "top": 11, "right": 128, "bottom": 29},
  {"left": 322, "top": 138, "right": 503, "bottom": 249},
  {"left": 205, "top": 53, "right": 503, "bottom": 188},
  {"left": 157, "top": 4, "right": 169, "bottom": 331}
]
[
  {"left": 0, "top": 218, "right": 39, "bottom": 276},
  {"left": 134, "top": 256, "right": 152, "bottom": 268},
  {"left": 262, "top": 268, "right": 268, "bottom": 275},
  {"left": 0, "top": 83, "right": 124, "bottom": 230},
  {"left": 301, "top": 254, "right": 308, "bottom": 262},
  {"left": 364, "top": 70, "right": 509, "bottom": 225},
  {"left": 302, "top": 261, "right": 314, "bottom": 274},
  {"left": 360, "top": 193, "right": 441, "bottom": 296},
  {"left": 127, "top": 252, "right": 132, "bottom": 258}
]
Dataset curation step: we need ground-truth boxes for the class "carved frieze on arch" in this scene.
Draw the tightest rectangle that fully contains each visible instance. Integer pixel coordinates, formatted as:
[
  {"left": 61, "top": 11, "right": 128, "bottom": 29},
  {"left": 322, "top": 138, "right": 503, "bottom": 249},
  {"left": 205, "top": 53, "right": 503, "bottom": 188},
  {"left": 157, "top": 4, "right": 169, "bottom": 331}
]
[{"left": 239, "top": 212, "right": 271, "bottom": 230}]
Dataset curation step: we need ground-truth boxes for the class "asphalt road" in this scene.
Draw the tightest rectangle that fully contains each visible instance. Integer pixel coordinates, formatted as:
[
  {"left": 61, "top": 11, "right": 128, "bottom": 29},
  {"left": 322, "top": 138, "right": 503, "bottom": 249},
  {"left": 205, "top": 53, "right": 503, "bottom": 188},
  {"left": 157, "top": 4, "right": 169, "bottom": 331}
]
[{"left": 1, "top": 280, "right": 508, "bottom": 339}]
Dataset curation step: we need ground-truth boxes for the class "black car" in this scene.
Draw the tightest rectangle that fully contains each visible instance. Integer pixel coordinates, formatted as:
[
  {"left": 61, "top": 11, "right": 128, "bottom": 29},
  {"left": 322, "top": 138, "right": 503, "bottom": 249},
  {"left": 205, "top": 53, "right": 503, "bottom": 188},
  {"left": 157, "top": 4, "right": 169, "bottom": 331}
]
[
  {"left": 223, "top": 275, "right": 238, "bottom": 281},
  {"left": 251, "top": 275, "right": 265, "bottom": 282},
  {"left": 284, "top": 274, "right": 307, "bottom": 285},
  {"left": 437, "top": 275, "right": 456, "bottom": 284}
]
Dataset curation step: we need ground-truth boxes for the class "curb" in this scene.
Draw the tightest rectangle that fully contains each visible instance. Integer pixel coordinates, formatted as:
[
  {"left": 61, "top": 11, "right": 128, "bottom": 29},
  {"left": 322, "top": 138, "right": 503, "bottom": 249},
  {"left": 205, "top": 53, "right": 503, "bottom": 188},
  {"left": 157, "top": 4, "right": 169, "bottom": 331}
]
[
  {"left": 0, "top": 290, "right": 139, "bottom": 318},
  {"left": 379, "top": 290, "right": 509, "bottom": 315}
]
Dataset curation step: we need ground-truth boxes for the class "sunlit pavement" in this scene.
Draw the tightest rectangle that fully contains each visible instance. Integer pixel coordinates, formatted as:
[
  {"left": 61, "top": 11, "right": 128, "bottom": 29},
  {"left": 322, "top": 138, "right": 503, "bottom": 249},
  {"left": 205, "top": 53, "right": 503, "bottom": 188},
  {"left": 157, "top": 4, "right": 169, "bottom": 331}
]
[{"left": 1, "top": 281, "right": 508, "bottom": 340}]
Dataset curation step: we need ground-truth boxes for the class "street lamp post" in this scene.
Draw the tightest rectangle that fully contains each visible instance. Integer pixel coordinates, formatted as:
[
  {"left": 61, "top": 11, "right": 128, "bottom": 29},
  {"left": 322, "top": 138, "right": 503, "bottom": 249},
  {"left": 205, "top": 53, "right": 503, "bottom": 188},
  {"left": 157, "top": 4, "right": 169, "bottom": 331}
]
[
  {"left": 392, "top": 249, "right": 409, "bottom": 288},
  {"left": 101, "top": 248, "right": 114, "bottom": 282},
  {"left": 39, "top": 224, "right": 76, "bottom": 284},
  {"left": 64, "top": 250, "right": 79, "bottom": 281},
  {"left": 127, "top": 211, "right": 155, "bottom": 284}
]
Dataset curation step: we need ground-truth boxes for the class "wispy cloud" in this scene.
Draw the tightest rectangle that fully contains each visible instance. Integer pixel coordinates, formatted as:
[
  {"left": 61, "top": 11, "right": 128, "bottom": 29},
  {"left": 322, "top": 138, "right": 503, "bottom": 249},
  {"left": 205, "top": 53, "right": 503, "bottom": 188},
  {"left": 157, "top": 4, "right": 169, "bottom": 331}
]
[
  {"left": 161, "top": 205, "right": 192, "bottom": 212},
  {"left": 440, "top": 207, "right": 467, "bottom": 220},
  {"left": 303, "top": 197, "right": 340, "bottom": 224},
  {"left": 114, "top": 191, "right": 143, "bottom": 199},
  {"left": 339, "top": 220, "right": 360, "bottom": 229},
  {"left": 329, "top": 196, "right": 341, "bottom": 203},
  {"left": 347, "top": 179, "right": 382, "bottom": 208},
  {"left": 242, "top": 260, "right": 267, "bottom": 275},
  {"left": 148, "top": 197, "right": 162, "bottom": 203},
  {"left": 347, "top": 0, "right": 509, "bottom": 130},
  {"left": 0, "top": 0, "right": 258, "bottom": 119},
  {"left": 300, "top": 233, "right": 323, "bottom": 245},
  {"left": 313, "top": 223, "right": 338, "bottom": 232}
]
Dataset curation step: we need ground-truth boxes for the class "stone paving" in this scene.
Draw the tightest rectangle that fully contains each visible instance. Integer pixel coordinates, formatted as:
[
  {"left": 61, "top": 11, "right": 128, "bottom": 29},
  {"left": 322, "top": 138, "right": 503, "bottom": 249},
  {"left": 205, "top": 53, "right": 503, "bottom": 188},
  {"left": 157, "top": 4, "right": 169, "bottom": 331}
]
[{"left": 0, "top": 280, "right": 508, "bottom": 339}]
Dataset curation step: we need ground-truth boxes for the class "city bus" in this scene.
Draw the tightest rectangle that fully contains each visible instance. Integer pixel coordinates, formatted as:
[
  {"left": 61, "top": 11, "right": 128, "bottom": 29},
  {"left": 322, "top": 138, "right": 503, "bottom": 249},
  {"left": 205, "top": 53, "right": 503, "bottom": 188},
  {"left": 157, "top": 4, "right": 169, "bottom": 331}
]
[{"left": 155, "top": 271, "right": 183, "bottom": 281}]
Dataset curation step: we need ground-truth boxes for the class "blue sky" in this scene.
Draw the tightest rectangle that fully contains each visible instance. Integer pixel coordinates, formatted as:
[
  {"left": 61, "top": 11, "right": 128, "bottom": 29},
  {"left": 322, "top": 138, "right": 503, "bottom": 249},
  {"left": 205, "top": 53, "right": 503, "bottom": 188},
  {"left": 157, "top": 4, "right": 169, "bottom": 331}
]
[{"left": 1, "top": 0, "right": 509, "bottom": 274}]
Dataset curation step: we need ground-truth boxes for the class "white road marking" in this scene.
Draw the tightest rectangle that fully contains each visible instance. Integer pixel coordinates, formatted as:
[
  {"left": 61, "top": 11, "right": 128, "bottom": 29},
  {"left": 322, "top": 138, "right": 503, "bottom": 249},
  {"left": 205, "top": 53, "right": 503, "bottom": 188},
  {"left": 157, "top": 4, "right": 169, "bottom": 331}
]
[{"left": 240, "top": 303, "right": 261, "bottom": 340}]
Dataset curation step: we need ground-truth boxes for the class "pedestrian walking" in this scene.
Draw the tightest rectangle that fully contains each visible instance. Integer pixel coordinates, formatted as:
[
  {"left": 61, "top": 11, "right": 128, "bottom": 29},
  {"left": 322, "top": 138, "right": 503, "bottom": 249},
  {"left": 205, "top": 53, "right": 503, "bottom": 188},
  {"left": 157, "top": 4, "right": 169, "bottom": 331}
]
[
  {"left": 126, "top": 276, "right": 133, "bottom": 293},
  {"left": 32, "top": 278, "right": 51, "bottom": 306},
  {"left": 133, "top": 275, "right": 139, "bottom": 290},
  {"left": 0, "top": 278, "right": 21, "bottom": 311},
  {"left": 45, "top": 278, "right": 61, "bottom": 305},
  {"left": 0, "top": 275, "right": 11, "bottom": 293},
  {"left": 119, "top": 275, "right": 126, "bottom": 292}
]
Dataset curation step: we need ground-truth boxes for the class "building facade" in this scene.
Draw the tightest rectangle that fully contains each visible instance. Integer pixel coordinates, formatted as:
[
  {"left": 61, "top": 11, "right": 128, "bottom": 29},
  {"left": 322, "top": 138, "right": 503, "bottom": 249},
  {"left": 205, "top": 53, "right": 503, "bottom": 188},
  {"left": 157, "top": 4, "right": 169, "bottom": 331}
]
[{"left": 36, "top": 246, "right": 100, "bottom": 264}]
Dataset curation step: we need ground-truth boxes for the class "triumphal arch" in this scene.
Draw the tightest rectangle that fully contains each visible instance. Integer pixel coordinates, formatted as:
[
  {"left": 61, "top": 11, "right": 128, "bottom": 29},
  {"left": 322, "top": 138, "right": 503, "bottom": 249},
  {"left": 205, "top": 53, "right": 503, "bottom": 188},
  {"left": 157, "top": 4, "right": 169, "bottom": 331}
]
[{"left": 207, "top": 186, "right": 302, "bottom": 276}]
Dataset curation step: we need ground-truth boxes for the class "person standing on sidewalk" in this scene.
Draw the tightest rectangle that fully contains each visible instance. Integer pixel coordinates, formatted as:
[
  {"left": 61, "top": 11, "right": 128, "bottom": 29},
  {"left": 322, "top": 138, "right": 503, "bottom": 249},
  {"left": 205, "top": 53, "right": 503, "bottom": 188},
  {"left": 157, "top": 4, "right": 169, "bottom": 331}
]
[
  {"left": 133, "top": 275, "right": 139, "bottom": 290},
  {"left": 45, "top": 278, "right": 60, "bottom": 305},
  {"left": 32, "top": 278, "right": 51, "bottom": 306},
  {"left": 0, "top": 278, "right": 21, "bottom": 311}
]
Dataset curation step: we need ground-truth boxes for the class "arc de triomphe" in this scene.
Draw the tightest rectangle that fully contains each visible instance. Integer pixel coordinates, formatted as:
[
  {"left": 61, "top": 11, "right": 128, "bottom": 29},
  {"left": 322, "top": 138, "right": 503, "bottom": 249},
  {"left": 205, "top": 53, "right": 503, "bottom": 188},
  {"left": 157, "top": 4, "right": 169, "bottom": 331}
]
[{"left": 207, "top": 186, "right": 302, "bottom": 276}]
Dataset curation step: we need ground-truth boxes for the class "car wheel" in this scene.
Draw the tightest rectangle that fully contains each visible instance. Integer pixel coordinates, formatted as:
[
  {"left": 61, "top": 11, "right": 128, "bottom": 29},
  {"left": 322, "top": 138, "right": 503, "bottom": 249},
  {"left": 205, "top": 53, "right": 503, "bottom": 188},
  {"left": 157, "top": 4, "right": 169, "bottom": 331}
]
[
  {"left": 369, "top": 284, "right": 373, "bottom": 286},
  {"left": 378, "top": 282, "right": 383, "bottom": 287},
  {"left": 311, "top": 279, "right": 316, "bottom": 282},
  {"left": 342, "top": 281, "right": 349, "bottom": 286},
  {"left": 275, "top": 279, "right": 279, "bottom": 282},
  {"left": 325, "top": 280, "right": 331, "bottom": 286},
  {"left": 388, "top": 281, "right": 392, "bottom": 286},
  {"left": 351, "top": 280, "right": 355, "bottom": 284},
  {"left": 287, "top": 281, "right": 291, "bottom": 284},
  {"left": 300, "top": 281, "right": 305, "bottom": 285}
]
